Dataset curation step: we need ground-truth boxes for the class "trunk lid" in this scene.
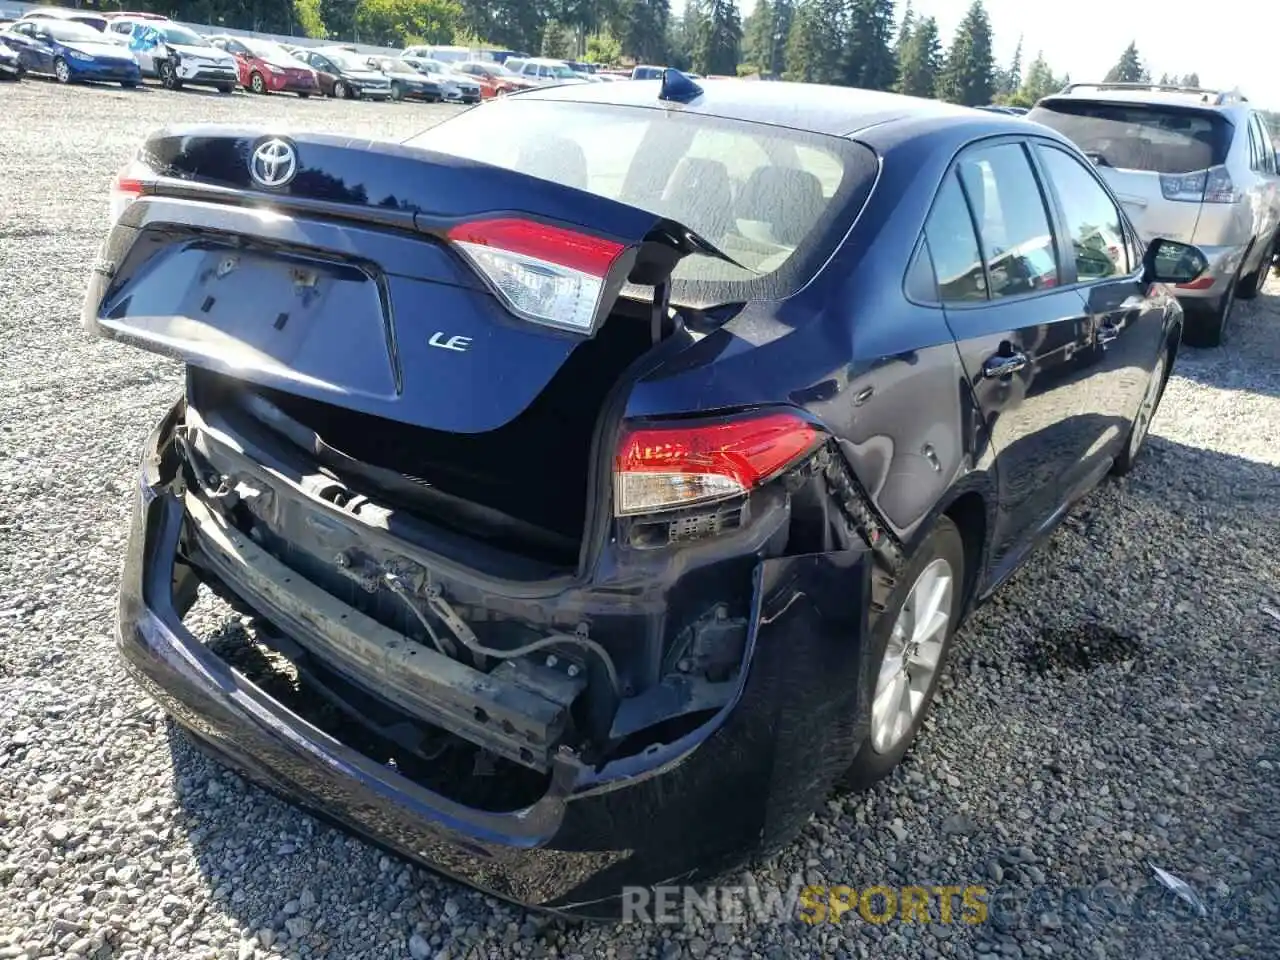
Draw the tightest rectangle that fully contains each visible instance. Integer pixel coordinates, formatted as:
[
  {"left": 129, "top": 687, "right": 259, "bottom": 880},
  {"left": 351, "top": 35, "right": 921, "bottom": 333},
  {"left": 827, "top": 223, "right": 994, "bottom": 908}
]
[{"left": 88, "top": 127, "right": 719, "bottom": 436}]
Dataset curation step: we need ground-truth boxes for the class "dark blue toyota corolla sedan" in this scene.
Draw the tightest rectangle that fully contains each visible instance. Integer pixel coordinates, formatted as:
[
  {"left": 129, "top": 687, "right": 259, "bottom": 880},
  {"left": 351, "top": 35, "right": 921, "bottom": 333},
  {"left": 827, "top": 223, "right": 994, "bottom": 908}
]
[{"left": 84, "top": 73, "right": 1208, "bottom": 917}]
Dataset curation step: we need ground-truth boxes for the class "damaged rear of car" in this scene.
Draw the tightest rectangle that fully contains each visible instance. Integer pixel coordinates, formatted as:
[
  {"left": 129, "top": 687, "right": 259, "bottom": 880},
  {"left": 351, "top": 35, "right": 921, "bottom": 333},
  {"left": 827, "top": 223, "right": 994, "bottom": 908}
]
[{"left": 86, "top": 90, "right": 901, "bottom": 915}]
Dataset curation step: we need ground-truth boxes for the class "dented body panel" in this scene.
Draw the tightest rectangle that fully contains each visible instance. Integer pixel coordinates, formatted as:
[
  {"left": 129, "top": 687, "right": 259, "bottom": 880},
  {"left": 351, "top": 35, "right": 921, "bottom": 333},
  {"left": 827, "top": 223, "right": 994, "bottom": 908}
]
[{"left": 119, "top": 399, "right": 876, "bottom": 916}]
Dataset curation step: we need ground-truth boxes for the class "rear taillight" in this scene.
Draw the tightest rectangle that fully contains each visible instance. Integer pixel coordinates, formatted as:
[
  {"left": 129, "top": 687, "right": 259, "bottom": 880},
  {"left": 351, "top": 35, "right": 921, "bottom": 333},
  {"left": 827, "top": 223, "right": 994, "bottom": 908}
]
[
  {"left": 614, "top": 412, "right": 825, "bottom": 517},
  {"left": 446, "top": 218, "right": 627, "bottom": 334},
  {"left": 1160, "top": 165, "right": 1240, "bottom": 204},
  {"left": 108, "top": 162, "right": 149, "bottom": 224}
]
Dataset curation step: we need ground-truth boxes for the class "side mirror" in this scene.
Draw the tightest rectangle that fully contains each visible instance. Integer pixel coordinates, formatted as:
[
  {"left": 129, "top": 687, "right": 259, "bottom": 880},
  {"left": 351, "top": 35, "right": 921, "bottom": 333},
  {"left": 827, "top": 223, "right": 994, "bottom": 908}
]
[{"left": 1142, "top": 238, "right": 1209, "bottom": 285}]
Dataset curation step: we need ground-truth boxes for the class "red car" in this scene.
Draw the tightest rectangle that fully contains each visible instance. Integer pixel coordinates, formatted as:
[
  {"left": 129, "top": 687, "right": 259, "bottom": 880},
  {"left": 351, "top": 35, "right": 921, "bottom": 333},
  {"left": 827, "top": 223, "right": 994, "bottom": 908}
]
[
  {"left": 454, "top": 60, "right": 537, "bottom": 98},
  {"left": 207, "top": 34, "right": 316, "bottom": 96}
]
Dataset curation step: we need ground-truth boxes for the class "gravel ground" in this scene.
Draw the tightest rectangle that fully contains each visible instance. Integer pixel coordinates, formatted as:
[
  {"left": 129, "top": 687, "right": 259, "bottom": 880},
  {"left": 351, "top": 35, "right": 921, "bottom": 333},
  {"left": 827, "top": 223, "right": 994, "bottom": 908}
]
[{"left": 1, "top": 80, "right": 1278, "bottom": 960}]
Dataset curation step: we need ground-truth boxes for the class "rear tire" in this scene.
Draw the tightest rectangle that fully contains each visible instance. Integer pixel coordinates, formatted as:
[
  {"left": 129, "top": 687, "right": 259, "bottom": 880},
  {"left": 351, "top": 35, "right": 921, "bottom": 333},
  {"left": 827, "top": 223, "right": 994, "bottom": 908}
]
[
  {"left": 1236, "top": 236, "right": 1274, "bottom": 300},
  {"left": 390, "top": 81, "right": 403, "bottom": 101},
  {"left": 840, "top": 517, "right": 966, "bottom": 792},
  {"left": 53, "top": 57, "right": 71, "bottom": 84},
  {"left": 1182, "top": 277, "right": 1237, "bottom": 348}
]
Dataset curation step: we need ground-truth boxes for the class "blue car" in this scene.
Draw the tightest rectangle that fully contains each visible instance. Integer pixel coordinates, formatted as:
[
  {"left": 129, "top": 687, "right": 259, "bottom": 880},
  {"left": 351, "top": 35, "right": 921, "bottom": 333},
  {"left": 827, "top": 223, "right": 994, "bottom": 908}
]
[{"left": 2, "top": 17, "right": 140, "bottom": 86}]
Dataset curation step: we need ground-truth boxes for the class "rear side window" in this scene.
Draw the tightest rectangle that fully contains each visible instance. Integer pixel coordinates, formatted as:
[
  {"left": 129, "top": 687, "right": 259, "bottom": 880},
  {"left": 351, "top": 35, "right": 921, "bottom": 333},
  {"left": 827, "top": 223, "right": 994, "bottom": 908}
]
[
  {"left": 956, "top": 143, "right": 1059, "bottom": 299},
  {"left": 1028, "top": 100, "right": 1231, "bottom": 175},
  {"left": 406, "top": 98, "right": 878, "bottom": 305},
  {"left": 1036, "top": 145, "right": 1129, "bottom": 279},
  {"left": 924, "top": 172, "right": 987, "bottom": 303}
]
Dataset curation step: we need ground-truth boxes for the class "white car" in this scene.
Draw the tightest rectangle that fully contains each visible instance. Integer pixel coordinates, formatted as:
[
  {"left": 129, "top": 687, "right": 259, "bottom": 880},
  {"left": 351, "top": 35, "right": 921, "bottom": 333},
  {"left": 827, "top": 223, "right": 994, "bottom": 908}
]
[
  {"left": 401, "top": 56, "right": 482, "bottom": 103},
  {"left": 104, "top": 18, "right": 237, "bottom": 92},
  {"left": 503, "top": 57, "right": 590, "bottom": 87}
]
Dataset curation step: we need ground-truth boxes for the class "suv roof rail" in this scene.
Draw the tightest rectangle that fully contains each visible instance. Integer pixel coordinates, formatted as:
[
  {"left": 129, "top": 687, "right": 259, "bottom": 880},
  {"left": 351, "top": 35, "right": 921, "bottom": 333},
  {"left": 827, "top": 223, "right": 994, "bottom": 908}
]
[{"left": 1056, "top": 81, "right": 1248, "bottom": 106}]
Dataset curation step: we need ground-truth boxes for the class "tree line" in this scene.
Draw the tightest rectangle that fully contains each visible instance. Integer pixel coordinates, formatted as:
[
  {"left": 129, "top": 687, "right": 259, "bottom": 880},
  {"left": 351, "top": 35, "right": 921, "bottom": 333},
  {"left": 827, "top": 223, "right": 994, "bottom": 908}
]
[{"left": 54, "top": 0, "right": 1224, "bottom": 116}]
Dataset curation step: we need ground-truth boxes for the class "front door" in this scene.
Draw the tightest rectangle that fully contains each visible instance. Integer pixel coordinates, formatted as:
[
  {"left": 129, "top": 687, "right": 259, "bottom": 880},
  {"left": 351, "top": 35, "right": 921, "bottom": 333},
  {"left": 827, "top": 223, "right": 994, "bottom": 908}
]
[
  {"left": 1032, "top": 142, "right": 1167, "bottom": 440},
  {"left": 928, "top": 140, "right": 1109, "bottom": 579}
]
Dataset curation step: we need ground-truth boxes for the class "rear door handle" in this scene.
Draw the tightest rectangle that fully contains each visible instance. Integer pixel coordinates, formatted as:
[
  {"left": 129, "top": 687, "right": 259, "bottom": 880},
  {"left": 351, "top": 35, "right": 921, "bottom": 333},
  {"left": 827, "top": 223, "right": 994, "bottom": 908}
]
[{"left": 981, "top": 351, "right": 1029, "bottom": 379}]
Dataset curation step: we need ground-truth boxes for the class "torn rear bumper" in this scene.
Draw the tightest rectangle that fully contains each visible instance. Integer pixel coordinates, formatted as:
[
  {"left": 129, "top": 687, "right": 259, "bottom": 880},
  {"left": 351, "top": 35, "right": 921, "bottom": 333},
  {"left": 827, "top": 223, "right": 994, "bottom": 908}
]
[{"left": 117, "top": 405, "right": 874, "bottom": 918}]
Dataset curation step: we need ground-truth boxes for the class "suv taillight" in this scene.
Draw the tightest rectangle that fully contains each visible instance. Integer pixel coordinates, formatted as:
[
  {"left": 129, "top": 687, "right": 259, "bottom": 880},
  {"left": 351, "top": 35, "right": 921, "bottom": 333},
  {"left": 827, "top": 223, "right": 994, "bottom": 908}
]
[
  {"left": 1160, "top": 165, "right": 1241, "bottom": 204},
  {"left": 446, "top": 217, "right": 626, "bottom": 334},
  {"left": 614, "top": 412, "right": 826, "bottom": 517},
  {"left": 108, "top": 161, "right": 150, "bottom": 224}
]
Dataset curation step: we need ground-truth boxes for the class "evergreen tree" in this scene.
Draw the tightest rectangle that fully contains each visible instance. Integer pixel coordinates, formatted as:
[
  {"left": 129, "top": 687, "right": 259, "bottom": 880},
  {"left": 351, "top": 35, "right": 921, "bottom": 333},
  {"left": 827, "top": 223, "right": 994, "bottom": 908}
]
[
  {"left": 1104, "top": 42, "right": 1146, "bottom": 83},
  {"left": 895, "top": 13, "right": 940, "bottom": 98},
  {"left": 768, "top": 0, "right": 793, "bottom": 74},
  {"left": 695, "top": 0, "right": 741, "bottom": 75},
  {"left": 1017, "top": 51, "right": 1059, "bottom": 104},
  {"left": 623, "top": 0, "right": 670, "bottom": 62},
  {"left": 844, "top": 0, "right": 897, "bottom": 91},
  {"left": 999, "top": 34, "right": 1022, "bottom": 96},
  {"left": 541, "top": 18, "right": 575, "bottom": 57},
  {"left": 895, "top": 0, "right": 914, "bottom": 58},
  {"left": 936, "top": 0, "right": 994, "bottom": 106},
  {"left": 1181, "top": 71, "right": 1200, "bottom": 87},
  {"left": 742, "top": 0, "right": 773, "bottom": 71},
  {"left": 783, "top": 0, "right": 824, "bottom": 81}
]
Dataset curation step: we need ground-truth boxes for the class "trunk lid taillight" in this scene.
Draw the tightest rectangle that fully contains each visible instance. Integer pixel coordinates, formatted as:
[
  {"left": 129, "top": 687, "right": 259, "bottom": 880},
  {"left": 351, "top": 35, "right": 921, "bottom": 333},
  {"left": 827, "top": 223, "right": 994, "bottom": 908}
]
[
  {"left": 613, "top": 412, "right": 826, "bottom": 517},
  {"left": 446, "top": 218, "right": 627, "bottom": 334}
]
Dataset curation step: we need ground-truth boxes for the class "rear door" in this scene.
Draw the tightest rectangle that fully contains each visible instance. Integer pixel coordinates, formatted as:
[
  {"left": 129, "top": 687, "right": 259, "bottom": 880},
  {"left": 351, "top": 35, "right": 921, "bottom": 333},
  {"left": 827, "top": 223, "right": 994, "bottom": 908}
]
[
  {"left": 1029, "top": 98, "right": 1234, "bottom": 245},
  {"left": 929, "top": 139, "right": 1107, "bottom": 577},
  {"left": 1032, "top": 141, "right": 1167, "bottom": 434},
  {"left": 10, "top": 22, "right": 52, "bottom": 73},
  {"left": 1246, "top": 113, "right": 1280, "bottom": 262}
]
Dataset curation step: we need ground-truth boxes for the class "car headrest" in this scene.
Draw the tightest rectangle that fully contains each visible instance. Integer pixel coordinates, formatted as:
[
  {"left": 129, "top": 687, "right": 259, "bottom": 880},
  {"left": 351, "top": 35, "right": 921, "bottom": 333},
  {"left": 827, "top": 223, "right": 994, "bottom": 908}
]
[
  {"left": 662, "top": 157, "right": 734, "bottom": 236},
  {"left": 735, "top": 166, "right": 824, "bottom": 246},
  {"left": 516, "top": 137, "right": 588, "bottom": 191}
]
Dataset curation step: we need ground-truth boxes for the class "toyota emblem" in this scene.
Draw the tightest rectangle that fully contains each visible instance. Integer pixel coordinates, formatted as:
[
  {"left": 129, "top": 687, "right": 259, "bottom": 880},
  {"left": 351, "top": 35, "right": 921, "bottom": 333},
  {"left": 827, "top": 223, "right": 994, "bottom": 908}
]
[{"left": 249, "top": 138, "right": 297, "bottom": 188}]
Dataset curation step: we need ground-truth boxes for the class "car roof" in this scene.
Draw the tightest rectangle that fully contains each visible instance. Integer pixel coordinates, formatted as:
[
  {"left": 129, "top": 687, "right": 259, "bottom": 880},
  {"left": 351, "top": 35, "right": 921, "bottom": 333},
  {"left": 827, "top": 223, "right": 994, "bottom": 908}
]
[
  {"left": 1042, "top": 83, "right": 1250, "bottom": 112},
  {"left": 519, "top": 78, "right": 1037, "bottom": 140}
]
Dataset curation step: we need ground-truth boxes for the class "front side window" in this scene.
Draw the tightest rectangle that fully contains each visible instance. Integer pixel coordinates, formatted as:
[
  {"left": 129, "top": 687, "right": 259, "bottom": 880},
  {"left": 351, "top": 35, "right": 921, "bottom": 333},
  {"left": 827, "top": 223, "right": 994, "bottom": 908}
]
[
  {"left": 1037, "top": 145, "right": 1128, "bottom": 280},
  {"left": 924, "top": 171, "right": 987, "bottom": 303},
  {"left": 956, "top": 143, "right": 1059, "bottom": 299}
]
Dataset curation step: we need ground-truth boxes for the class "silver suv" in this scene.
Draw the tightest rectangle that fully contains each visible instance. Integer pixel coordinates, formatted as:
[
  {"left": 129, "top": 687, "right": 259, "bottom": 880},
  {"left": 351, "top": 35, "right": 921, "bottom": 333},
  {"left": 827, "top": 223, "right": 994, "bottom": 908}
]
[{"left": 1030, "top": 83, "right": 1280, "bottom": 346}]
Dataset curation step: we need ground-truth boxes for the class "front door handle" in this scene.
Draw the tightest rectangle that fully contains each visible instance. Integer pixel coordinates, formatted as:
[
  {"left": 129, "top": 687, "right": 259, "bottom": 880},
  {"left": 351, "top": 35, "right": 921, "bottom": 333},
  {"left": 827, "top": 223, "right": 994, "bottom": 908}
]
[
  {"left": 981, "top": 351, "right": 1029, "bottom": 379},
  {"left": 1097, "top": 322, "right": 1120, "bottom": 346}
]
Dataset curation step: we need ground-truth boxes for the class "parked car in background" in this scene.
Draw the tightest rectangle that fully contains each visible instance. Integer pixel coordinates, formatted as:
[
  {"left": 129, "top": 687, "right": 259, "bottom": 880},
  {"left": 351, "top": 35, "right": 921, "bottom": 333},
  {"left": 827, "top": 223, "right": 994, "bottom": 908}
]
[
  {"left": 90, "top": 77, "right": 1203, "bottom": 918},
  {"left": 401, "top": 56, "right": 480, "bottom": 103},
  {"left": 105, "top": 18, "right": 237, "bottom": 92},
  {"left": 503, "top": 56, "right": 588, "bottom": 86},
  {"left": 453, "top": 59, "right": 536, "bottom": 97},
  {"left": 366, "top": 56, "right": 443, "bottom": 102},
  {"left": 631, "top": 63, "right": 664, "bottom": 79},
  {"left": 297, "top": 46, "right": 391, "bottom": 100},
  {"left": 0, "top": 39, "right": 23, "bottom": 79},
  {"left": 208, "top": 35, "right": 316, "bottom": 96},
  {"left": 401, "top": 43, "right": 470, "bottom": 65},
  {"left": 17, "top": 6, "right": 109, "bottom": 32},
  {"left": 2, "top": 18, "right": 139, "bottom": 86},
  {"left": 1030, "top": 83, "right": 1280, "bottom": 346}
]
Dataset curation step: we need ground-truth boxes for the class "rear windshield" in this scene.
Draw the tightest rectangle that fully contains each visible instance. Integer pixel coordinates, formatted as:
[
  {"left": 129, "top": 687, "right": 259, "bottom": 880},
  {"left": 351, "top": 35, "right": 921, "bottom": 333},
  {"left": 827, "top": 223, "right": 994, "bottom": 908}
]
[
  {"left": 1028, "top": 100, "right": 1232, "bottom": 174},
  {"left": 404, "top": 99, "right": 877, "bottom": 306}
]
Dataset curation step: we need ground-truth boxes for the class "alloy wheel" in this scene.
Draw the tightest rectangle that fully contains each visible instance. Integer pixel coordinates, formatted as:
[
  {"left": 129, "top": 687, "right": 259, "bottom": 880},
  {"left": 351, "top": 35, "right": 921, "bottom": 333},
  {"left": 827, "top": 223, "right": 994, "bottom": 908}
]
[
  {"left": 54, "top": 58, "right": 70, "bottom": 83},
  {"left": 159, "top": 61, "right": 175, "bottom": 88},
  {"left": 1128, "top": 351, "right": 1167, "bottom": 461},
  {"left": 334, "top": 80, "right": 347, "bottom": 99},
  {"left": 250, "top": 72, "right": 265, "bottom": 94},
  {"left": 870, "top": 558, "right": 954, "bottom": 754}
]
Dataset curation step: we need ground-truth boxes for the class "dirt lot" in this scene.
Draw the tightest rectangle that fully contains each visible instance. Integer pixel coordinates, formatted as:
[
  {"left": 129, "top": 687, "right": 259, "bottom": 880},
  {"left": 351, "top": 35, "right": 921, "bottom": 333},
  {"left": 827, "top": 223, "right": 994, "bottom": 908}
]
[{"left": 0, "top": 80, "right": 1277, "bottom": 960}]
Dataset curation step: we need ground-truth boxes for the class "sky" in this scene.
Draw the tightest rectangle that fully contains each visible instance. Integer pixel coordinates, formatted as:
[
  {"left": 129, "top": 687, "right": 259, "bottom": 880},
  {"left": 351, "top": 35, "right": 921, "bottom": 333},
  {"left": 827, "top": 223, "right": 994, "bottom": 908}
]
[{"left": 739, "top": 0, "right": 1278, "bottom": 112}]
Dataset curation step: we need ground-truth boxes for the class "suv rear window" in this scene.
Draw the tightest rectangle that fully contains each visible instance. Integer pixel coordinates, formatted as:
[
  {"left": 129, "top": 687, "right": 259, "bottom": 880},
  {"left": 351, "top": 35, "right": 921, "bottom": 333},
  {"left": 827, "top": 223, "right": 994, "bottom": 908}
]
[
  {"left": 1028, "top": 100, "right": 1233, "bottom": 174},
  {"left": 405, "top": 99, "right": 878, "bottom": 306}
]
